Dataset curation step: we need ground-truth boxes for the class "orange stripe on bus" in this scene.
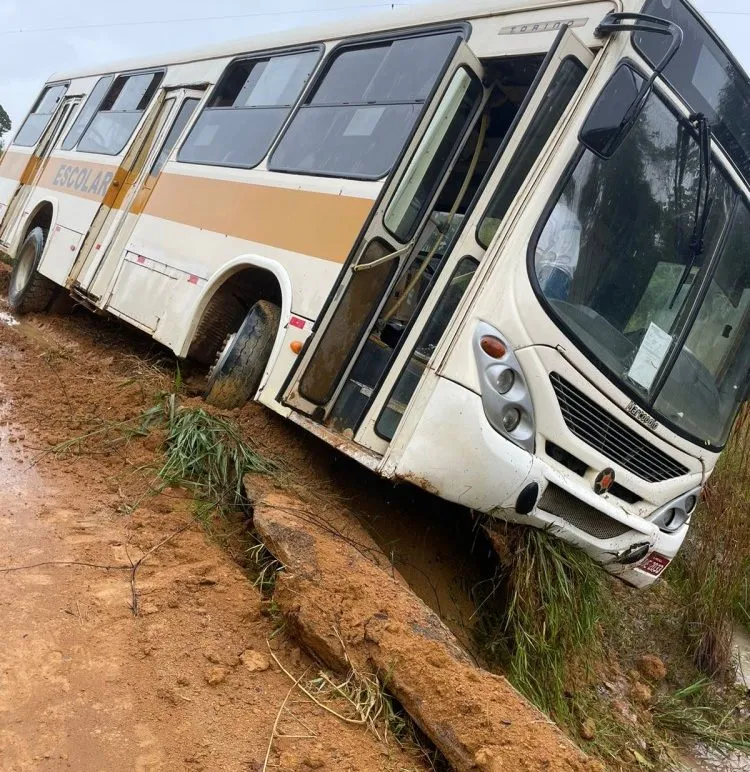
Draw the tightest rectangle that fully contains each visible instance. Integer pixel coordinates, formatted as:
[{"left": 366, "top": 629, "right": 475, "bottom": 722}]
[
  {"left": 39, "top": 159, "right": 122, "bottom": 203},
  {"left": 0, "top": 151, "right": 33, "bottom": 183},
  {"left": 4, "top": 153, "right": 375, "bottom": 265},
  {"left": 138, "top": 173, "right": 375, "bottom": 264}
]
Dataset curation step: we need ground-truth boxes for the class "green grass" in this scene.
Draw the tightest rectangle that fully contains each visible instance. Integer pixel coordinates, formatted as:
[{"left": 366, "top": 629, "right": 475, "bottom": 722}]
[
  {"left": 475, "top": 524, "right": 608, "bottom": 719},
  {"left": 672, "top": 405, "right": 750, "bottom": 676},
  {"left": 155, "top": 397, "right": 278, "bottom": 513},
  {"left": 652, "top": 679, "right": 750, "bottom": 765}
]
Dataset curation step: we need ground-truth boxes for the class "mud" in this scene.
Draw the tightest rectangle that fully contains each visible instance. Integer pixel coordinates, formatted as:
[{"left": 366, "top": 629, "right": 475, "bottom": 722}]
[
  {"left": 2, "top": 259, "right": 739, "bottom": 771},
  {"left": 0, "top": 277, "right": 430, "bottom": 771},
  {"left": 251, "top": 489, "right": 600, "bottom": 772}
]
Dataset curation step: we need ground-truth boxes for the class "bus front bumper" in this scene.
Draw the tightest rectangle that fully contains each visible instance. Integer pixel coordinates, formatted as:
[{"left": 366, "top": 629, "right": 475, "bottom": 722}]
[{"left": 392, "top": 376, "right": 691, "bottom": 588}]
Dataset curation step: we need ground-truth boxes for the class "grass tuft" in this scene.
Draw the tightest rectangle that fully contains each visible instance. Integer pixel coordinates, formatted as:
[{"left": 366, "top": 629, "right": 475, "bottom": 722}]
[
  {"left": 155, "top": 397, "right": 278, "bottom": 513},
  {"left": 247, "top": 539, "right": 283, "bottom": 596},
  {"left": 476, "top": 524, "right": 608, "bottom": 719},
  {"left": 674, "top": 405, "right": 750, "bottom": 676},
  {"left": 653, "top": 678, "right": 750, "bottom": 754}
]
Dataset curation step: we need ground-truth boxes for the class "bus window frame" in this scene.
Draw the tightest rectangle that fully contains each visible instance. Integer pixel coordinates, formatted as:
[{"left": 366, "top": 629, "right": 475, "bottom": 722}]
[
  {"left": 267, "top": 23, "right": 470, "bottom": 183},
  {"left": 475, "top": 54, "right": 588, "bottom": 249},
  {"left": 175, "top": 44, "right": 325, "bottom": 171},
  {"left": 74, "top": 68, "right": 167, "bottom": 157},
  {"left": 12, "top": 81, "right": 70, "bottom": 149},
  {"left": 632, "top": 0, "right": 750, "bottom": 188},
  {"left": 61, "top": 75, "right": 115, "bottom": 151}
]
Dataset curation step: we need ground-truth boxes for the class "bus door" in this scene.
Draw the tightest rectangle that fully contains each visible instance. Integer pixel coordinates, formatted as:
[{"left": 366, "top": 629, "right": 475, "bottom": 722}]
[
  {"left": 80, "top": 87, "right": 205, "bottom": 301},
  {"left": 283, "top": 27, "right": 594, "bottom": 455},
  {"left": 0, "top": 95, "right": 80, "bottom": 248},
  {"left": 66, "top": 86, "right": 204, "bottom": 299}
]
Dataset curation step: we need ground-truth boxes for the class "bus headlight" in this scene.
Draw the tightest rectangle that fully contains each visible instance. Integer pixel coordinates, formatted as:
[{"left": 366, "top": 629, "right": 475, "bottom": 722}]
[
  {"left": 648, "top": 487, "right": 702, "bottom": 533},
  {"left": 473, "top": 322, "right": 535, "bottom": 453},
  {"left": 496, "top": 369, "right": 515, "bottom": 394},
  {"left": 502, "top": 407, "right": 522, "bottom": 432}
]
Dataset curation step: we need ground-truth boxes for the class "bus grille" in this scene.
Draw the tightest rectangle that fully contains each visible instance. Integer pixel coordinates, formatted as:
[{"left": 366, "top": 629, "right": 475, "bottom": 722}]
[
  {"left": 538, "top": 484, "right": 632, "bottom": 540},
  {"left": 550, "top": 374, "right": 689, "bottom": 483}
]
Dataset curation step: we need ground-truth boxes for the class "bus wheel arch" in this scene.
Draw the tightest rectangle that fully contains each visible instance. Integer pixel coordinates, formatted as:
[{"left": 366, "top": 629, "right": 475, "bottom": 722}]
[
  {"left": 186, "top": 257, "right": 291, "bottom": 367},
  {"left": 18, "top": 201, "right": 55, "bottom": 251},
  {"left": 8, "top": 201, "right": 59, "bottom": 314}
]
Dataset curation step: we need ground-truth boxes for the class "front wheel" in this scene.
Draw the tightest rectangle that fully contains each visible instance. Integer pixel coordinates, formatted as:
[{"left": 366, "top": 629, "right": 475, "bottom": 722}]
[
  {"left": 204, "top": 300, "right": 281, "bottom": 409},
  {"left": 8, "top": 227, "right": 58, "bottom": 314}
]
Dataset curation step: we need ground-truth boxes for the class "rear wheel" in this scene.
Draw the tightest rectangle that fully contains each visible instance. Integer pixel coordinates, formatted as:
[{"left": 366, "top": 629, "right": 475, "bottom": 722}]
[
  {"left": 8, "top": 227, "right": 58, "bottom": 314},
  {"left": 204, "top": 300, "right": 281, "bottom": 409}
]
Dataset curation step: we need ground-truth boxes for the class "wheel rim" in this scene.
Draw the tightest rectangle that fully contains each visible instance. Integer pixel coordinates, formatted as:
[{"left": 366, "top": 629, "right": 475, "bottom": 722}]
[
  {"left": 10, "top": 240, "right": 36, "bottom": 297},
  {"left": 207, "top": 332, "right": 237, "bottom": 386}
]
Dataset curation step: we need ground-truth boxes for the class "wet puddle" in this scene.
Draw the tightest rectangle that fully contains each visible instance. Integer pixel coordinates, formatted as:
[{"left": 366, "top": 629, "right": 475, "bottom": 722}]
[
  {"left": 682, "top": 629, "right": 750, "bottom": 771},
  {"left": 685, "top": 747, "right": 750, "bottom": 771}
]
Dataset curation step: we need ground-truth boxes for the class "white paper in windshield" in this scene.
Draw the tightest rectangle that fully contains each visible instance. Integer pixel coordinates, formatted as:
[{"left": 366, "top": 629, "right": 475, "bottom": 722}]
[{"left": 628, "top": 322, "right": 672, "bottom": 391}]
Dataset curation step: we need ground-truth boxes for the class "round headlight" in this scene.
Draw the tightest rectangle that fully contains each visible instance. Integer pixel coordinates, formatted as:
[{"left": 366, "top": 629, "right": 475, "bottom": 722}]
[
  {"left": 684, "top": 495, "right": 697, "bottom": 514},
  {"left": 496, "top": 369, "right": 515, "bottom": 394},
  {"left": 502, "top": 407, "right": 522, "bottom": 433}
]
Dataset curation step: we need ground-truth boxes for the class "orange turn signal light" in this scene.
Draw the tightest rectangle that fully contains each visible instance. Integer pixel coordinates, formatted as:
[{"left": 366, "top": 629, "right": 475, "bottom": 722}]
[
  {"left": 290, "top": 340, "right": 304, "bottom": 355},
  {"left": 479, "top": 335, "right": 507, "bottom": 359}
]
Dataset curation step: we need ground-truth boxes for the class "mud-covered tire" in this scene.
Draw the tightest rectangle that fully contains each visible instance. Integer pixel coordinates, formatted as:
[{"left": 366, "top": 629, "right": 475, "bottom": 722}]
[
  {"left": 189, "top": 287, "right": 248, "bottom": 366},
  {"left": 8, "top": 227, "right": 58, "bottom": 314},
  {"left": 204, "top": 300, "right": 281, "bottom": 409}
]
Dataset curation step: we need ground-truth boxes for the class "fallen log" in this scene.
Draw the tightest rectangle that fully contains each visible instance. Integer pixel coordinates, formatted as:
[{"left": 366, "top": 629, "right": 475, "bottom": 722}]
[{"left": 250, "top": 489, "right": 601, "bottom": 772}]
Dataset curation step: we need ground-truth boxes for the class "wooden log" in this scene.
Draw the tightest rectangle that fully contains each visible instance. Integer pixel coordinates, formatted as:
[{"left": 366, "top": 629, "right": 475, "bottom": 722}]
[{"left": 252, "top": 490, "right": 602, "bottom": 772}]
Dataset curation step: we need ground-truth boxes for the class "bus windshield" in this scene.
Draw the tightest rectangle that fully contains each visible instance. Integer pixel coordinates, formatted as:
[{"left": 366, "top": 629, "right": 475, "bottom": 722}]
[
  {"left": 635, "top": 0, "right": 750, "bottom": 187},
  {"left": 532, "top": 80, "right": 750, "bottom": 448}
]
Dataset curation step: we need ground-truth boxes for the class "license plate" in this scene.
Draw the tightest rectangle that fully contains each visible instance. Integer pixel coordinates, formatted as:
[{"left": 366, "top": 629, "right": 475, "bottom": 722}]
[{"left": 640, "top": 552, "right": 670, "bottom": 576}]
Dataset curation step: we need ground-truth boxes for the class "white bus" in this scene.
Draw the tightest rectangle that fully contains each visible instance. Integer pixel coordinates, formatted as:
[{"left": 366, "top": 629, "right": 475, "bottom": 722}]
[{"left": 1, "top": 0, "right": 748, "bottom": 587}]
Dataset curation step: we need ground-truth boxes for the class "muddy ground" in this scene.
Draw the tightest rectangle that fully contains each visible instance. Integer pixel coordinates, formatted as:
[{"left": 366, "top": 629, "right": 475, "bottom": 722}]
[
  {"left": 0, "top": 262, "right": 743, "bottom": 772},
  {"left": 0, "top": 271, "right": 459, "bottom": 770}
]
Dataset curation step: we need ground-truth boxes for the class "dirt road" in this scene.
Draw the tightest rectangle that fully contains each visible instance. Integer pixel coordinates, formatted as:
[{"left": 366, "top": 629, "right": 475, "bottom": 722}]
[{"left": 0, "top": 273, "right": 430, "bottom": 771}]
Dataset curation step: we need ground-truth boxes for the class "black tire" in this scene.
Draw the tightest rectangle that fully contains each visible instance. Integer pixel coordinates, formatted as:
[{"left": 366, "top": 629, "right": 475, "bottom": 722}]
[
  {"left": 204, "top": 300, "right": 281, "bottom": 409},
  {"left": 189, "top": 286, "right": 247, "bottom": 366},
  {"left": 8, "top": 227, "right": 58, "bottom": 314}
]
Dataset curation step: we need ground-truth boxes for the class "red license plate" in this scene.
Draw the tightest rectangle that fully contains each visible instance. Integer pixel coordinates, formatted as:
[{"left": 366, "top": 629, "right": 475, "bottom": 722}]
[{"left": 640, "top": 552, "right": 671, "bottom": 576}]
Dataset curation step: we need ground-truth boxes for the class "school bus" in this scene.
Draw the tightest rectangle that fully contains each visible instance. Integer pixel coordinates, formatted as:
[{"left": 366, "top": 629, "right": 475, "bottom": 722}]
[{"left": 1, "top": 0, "right": 748, "bottom": 587}]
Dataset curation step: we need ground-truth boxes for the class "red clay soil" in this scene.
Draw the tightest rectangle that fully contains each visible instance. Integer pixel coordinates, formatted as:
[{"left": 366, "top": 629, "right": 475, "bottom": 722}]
[
  {"left": 0, "top": 273, "right": 429, "bottom": 771},
  {"left": 0, "top": 259, "right": 598, "bottom": 772},
  {"left": 250, "top": 490, "right": 601, "bottom": 772}
]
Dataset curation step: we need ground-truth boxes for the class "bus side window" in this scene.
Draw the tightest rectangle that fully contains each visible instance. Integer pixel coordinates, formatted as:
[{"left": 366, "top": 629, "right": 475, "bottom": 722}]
[
  {"left": 61, "top": 76, "right": 113, "bottom": 151},
  {"left": 150, "top": 98, "right": 200, "bottom": 177},
  {"left": 177, "top": 50, "right": 319, "bottom": 169},
  {"left": 77, "top": 71, "right": 165, "bottom": 156},
  {"left": 13, "top": 84, "right": 68, "bottom": 148},
  {"left": 269, "top": 32, "right": 461, "bottom": 180}
]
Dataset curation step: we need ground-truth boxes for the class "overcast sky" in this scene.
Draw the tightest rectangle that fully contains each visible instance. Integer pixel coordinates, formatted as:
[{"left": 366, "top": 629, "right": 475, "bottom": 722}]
[{"left": 0, "top": 0, "right": 747, "bottom": 130}]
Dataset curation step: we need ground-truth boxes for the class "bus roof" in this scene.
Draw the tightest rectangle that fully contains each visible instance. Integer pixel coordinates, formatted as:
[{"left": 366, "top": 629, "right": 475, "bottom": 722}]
[{"left": 48, "top": 0, "right": 608, "bottom": 82}]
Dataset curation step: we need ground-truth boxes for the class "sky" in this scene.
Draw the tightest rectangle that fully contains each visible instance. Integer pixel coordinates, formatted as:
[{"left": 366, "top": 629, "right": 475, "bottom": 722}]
[{"left": 0, "top": 0, "right": 748, "bottom": 131}]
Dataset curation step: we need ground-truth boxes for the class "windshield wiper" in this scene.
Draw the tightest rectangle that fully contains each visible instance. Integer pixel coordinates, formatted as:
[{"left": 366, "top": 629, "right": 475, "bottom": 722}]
[{"left": 669, "top": 113, "right": 714, "bottom": 309}]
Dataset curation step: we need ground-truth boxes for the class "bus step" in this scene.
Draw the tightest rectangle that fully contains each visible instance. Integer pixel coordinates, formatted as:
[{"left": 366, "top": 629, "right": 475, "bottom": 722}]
[{"left": 69, "top": 287, "right": 101, "bottom": 312}]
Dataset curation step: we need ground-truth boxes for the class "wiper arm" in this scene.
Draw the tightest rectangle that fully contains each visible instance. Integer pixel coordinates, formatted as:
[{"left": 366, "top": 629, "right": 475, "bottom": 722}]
[{"left": 669, "top": 113, "right": 714, "bottom": 309}]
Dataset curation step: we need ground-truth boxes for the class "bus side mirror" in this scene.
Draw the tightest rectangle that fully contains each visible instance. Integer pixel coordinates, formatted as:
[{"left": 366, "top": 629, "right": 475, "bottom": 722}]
[{"left": 579, "top": 65, "right": 645, "bottom": 159}]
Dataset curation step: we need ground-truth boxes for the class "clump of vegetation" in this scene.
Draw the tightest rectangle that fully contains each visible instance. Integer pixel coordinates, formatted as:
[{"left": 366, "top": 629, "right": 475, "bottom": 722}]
[
  {"left": 675, "top": 406, "right": 750, "bottom": 676},
  {"left": 475, "top": 524, "right": 608, "bottom": 719},
  {"left": 247, "top": 538, "right": 283, "bottom": 596},
  {"left": 477, "top": 513, "right": 750, "bottom": 769},
  {"left": 154, "top": 395, "right": 278, "bottom": 513},
  {"left": 653, "top": 678, "right": 750, "bottom": 754}
]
